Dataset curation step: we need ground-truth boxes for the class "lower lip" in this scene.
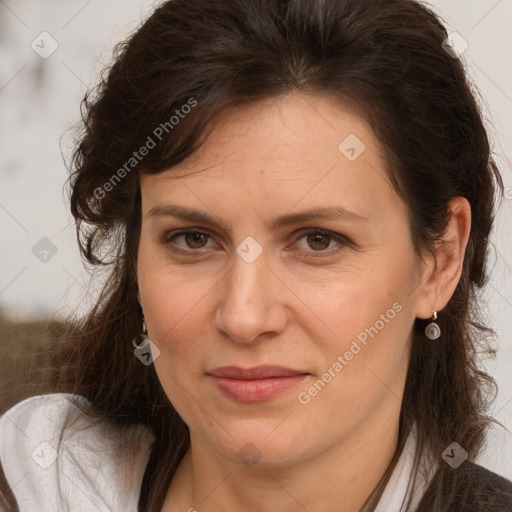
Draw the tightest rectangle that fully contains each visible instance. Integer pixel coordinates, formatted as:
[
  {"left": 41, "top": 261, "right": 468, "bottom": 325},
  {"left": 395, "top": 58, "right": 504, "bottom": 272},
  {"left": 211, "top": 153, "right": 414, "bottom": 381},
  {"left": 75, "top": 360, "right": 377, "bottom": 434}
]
[{"left": 210, "top": 374, "right": 308, "bottom": 402}]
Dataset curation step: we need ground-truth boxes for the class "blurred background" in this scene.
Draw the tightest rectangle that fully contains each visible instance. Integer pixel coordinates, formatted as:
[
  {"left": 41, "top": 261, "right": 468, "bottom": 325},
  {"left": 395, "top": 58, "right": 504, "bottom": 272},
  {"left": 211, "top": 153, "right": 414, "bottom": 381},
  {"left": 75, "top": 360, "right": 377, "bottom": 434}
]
[{"left": 0, "top": 0, "right": 511, "bottom": 478}]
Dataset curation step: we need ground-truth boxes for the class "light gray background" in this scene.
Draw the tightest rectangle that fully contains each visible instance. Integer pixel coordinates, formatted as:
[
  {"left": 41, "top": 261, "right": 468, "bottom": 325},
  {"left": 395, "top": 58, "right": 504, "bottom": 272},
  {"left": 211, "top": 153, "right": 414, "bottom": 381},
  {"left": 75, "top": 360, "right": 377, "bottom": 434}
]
[{"left": 0, "top": 0, "right": 510, "bottom": 478}]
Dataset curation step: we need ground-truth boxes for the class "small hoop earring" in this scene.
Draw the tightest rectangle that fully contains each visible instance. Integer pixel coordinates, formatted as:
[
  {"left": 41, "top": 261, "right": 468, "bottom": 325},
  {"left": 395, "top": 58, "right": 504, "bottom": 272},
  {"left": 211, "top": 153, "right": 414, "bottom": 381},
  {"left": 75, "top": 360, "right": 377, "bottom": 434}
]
[
  {"left": 425, "top": 310, "right": 441, "bottom": 340},
  {"left": 142, "top": 318, "right": 147, "bottom": 335}
]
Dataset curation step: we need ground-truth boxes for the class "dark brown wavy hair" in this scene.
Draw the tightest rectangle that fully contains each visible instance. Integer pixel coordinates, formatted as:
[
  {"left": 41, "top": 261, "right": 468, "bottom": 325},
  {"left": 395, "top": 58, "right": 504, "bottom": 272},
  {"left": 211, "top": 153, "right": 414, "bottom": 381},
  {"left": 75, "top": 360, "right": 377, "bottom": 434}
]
[{"left": 3, "top": 0, "right": 507, "bottom": 510}]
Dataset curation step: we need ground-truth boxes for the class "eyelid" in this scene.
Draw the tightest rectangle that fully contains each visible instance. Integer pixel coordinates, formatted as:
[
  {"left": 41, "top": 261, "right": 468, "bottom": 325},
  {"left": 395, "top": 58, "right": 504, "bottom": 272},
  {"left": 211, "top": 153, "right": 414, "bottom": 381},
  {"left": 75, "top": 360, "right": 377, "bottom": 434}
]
[
  {"left": 161, "top": 228, "right": 217, "bottom": 249},
  {"left": 287, "top": 228, "right": 351, "bottom": 259},
  {"left": 162, "top": 226, "right": 351, "bottom": 256}
]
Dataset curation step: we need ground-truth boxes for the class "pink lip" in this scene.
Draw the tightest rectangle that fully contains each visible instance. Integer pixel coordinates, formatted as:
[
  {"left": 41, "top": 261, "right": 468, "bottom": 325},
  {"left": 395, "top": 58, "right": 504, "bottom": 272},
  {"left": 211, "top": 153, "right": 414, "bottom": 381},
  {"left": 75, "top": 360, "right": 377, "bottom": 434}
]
[{"left": 208, "top": 365, "right": 309, "bottom": 402}]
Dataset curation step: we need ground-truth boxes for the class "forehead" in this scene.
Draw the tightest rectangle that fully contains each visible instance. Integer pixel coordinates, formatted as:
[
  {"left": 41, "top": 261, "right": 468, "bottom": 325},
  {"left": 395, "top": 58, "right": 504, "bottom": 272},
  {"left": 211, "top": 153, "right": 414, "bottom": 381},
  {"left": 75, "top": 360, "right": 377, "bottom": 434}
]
[{"left": 139, "top": 92, "right": 404, "bottom": 228}]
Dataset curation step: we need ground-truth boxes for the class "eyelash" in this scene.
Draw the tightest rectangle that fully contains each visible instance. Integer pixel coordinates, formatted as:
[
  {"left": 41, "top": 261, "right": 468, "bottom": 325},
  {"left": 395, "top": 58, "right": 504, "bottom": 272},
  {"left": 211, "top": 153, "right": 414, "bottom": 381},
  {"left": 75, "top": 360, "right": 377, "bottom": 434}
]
[{"left": 161, "top": 228, "right": 350, "bottom": 258}]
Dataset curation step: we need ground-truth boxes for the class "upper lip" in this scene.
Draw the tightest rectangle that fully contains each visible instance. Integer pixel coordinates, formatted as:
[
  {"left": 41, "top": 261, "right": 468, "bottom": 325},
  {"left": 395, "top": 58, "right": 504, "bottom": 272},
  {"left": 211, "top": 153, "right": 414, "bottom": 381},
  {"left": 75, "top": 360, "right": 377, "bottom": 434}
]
[{"left": 208, "top": 365, "right": 308, "bottom": 380}]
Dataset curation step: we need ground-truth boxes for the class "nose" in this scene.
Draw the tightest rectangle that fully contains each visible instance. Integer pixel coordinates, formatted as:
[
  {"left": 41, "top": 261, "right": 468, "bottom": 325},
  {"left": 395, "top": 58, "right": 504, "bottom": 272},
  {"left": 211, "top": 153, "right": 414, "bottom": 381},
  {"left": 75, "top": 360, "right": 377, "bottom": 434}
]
[{"left": 213, "top": 250, "right": 288, "bottom": 344}]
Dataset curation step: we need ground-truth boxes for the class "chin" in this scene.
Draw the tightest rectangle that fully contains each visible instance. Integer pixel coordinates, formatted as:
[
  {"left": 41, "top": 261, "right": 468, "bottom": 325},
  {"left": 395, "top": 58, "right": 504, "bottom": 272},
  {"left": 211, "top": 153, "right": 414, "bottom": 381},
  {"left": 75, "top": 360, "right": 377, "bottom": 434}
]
[{"left": 203, "top": 419, "right": 315, "bottom": 468}]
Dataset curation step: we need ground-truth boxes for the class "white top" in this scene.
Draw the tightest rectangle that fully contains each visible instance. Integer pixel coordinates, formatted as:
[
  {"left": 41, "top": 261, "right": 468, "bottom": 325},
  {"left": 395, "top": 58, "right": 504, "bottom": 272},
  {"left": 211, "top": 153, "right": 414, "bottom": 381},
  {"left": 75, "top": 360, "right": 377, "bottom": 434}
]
[{"left": 0, "top": 393, "right": 435, "bottom": 512}]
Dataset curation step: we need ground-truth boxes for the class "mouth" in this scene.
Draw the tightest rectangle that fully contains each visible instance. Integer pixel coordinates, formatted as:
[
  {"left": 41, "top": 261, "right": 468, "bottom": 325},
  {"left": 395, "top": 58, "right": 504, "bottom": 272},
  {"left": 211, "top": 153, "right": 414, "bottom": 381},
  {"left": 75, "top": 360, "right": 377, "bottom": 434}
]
[{"left": 207, "top": 365, "right": 309, "bottom": 402}]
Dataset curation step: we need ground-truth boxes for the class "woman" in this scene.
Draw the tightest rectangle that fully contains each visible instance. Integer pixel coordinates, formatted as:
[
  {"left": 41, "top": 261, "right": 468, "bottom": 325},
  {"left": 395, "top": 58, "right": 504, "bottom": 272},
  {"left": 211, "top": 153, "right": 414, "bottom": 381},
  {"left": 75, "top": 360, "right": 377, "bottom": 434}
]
[{"left": 1, "top": 0, "right": 511, "bottom": 510}]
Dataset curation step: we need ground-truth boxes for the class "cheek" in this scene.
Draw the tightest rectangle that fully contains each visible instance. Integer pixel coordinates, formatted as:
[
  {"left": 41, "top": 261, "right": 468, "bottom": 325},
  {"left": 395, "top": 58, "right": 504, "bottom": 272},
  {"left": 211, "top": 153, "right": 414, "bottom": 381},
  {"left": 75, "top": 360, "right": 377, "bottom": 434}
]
[
  {"left": 301, "top": 257, "right": 416, "bottom": 408},
  {"left": 292, "top": 281, "right": 413, "bottom": 442},
  {"left": 312, "top": 291, "right": 411, "bottom": 392},
  {"left": 139, "top": 274, "right": 211, "bottom": 356},
  {"left": 137, "top": 243, "right": 218, "bottom": 374},
  {"left": 138, "top": 262, "right": 215, "bottom": 413},
  {"left": 308, "top": 258, "right": 413, "bottom": 347}
]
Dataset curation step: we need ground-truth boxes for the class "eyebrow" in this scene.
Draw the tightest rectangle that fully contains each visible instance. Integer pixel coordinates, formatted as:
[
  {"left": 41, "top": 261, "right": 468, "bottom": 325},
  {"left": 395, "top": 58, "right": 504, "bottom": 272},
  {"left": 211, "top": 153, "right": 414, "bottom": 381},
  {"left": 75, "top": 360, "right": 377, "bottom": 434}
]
[{"left": 146, "top": 204, "right": 369, "bottom": 235}]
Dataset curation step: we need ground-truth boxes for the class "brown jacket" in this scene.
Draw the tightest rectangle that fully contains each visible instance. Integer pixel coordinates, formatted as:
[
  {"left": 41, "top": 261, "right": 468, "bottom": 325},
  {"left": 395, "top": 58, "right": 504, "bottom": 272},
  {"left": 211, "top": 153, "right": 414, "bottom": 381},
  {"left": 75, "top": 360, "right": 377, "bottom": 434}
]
[{"left": 416, "top": 461, "right": 512, "bottom": 511}]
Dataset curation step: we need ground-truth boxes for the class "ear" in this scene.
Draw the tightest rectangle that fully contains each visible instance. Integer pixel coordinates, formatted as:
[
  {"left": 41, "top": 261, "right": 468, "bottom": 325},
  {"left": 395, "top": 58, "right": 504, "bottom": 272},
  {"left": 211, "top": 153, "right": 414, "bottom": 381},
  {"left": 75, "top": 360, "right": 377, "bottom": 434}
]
[{"left": 415, "top": 197, "right": 471, "bottom": 319}]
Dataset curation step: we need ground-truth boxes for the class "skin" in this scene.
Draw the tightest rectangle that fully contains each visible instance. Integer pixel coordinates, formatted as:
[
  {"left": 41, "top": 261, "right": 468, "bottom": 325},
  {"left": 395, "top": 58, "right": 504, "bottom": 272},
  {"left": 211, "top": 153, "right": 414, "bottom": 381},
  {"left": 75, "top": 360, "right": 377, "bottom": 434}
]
[{"left": 137, "top": 92, "right": 471, "bottom": 512}]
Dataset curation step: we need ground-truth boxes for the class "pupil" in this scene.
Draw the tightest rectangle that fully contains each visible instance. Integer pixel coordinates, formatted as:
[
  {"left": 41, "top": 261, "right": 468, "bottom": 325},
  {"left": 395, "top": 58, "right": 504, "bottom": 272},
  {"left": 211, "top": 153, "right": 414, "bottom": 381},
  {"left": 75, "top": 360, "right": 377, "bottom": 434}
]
[
  {"left": 187, "top": 233, "right": 206, "bottom": 248},
  {"left": 309, "top": 233, "right": 329, "bottom": 250}
]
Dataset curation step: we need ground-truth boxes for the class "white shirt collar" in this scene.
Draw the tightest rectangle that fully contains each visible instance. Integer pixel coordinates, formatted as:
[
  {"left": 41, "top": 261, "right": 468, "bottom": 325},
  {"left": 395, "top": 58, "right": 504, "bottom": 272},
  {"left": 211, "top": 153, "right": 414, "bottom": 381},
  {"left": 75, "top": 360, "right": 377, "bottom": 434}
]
[{"left": 374, "top": 424, "right": 437, "bottom": 512}]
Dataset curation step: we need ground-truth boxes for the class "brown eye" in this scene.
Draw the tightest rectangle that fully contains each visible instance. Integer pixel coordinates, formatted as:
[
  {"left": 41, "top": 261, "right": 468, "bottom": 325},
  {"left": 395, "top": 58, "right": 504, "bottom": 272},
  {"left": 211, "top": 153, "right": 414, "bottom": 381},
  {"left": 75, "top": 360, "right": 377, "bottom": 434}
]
[
  {"left": 306, "top": 232, "right": 332, "bottom": 251},
  {"left": 182, "top": 232, "right": 209, "bottom": 249},
  {"left": 164, "top": 230, "right": 213, "bottom": 251},
  {"left": 294, "top": 229, "right": 347, "bottom": 255}
]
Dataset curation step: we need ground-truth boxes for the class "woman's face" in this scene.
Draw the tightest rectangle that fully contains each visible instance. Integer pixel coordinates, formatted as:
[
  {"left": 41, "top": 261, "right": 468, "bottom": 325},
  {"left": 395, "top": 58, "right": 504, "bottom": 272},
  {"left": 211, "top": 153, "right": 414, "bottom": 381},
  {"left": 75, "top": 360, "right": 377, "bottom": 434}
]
[{"left": 137, "top": 93, "right": 429, "bottom": 467}]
